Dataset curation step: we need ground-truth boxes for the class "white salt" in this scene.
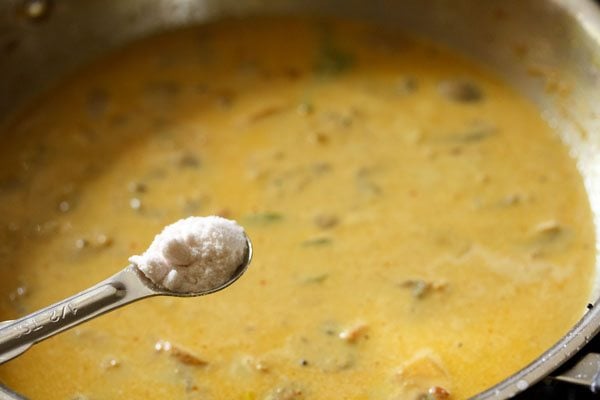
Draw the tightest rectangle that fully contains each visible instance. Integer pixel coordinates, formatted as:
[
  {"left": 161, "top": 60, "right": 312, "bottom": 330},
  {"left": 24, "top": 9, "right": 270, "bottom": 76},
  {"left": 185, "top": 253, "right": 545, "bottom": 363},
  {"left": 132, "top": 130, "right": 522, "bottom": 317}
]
[{"left": 129, "top": 216, "right": 247, "bottom": 293}]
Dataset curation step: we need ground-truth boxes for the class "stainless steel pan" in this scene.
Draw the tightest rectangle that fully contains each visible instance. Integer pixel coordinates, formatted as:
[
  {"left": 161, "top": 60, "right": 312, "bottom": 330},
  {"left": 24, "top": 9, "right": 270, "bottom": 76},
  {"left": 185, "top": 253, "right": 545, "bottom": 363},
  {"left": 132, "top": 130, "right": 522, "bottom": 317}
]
[{"left": 1, "top": 0, "right": 600, "bottom": 398}]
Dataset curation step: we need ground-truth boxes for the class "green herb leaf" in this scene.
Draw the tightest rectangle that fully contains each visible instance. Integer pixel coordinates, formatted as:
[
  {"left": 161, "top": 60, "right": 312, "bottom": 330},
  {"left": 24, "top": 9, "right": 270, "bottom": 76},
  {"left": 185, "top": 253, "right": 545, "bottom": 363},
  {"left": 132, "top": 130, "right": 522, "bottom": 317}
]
[
  {"left": 301, "top": 237, "right": 332, "bottom": 247},
  {"left": 301, "top": 274, "right": 329, "bottom": 284},
  {"left": 297, "top": 100, "right": 315, "bottom": 116},
  {"left": 445, "top": 122, "right": 496, "bottom": 143},
  {"left": 315, "top": 43, "right": 355, "bottom": 76},
  {"left": 438, "top": 79, "right": 484, "bottom": 103},
  {"left": 243, "top": 212, "right": 284, "bottom": 225}
]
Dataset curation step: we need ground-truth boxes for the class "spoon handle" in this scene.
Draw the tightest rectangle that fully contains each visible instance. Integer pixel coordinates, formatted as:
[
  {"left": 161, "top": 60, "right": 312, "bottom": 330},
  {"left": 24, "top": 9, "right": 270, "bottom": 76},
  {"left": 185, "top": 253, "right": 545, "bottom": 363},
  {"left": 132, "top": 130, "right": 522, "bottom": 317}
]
[{"left": 0, "top": 266, "right": 155, "bottom": 364}]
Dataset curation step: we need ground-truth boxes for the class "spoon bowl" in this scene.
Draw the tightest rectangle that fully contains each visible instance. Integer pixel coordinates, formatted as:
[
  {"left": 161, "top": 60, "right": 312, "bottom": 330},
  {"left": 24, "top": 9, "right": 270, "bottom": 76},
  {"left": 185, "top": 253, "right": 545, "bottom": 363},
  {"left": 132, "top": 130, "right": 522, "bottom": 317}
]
[{"left": 139, "top": 235, "right": 253, "bottom": 297}]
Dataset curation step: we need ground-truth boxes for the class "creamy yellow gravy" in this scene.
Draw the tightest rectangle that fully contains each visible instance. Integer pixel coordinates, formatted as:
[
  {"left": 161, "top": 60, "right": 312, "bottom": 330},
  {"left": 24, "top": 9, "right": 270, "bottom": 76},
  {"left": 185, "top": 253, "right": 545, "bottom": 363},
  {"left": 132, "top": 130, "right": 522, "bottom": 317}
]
[{"left": 0, "top": 18, "right": 595, "bottom": 400}]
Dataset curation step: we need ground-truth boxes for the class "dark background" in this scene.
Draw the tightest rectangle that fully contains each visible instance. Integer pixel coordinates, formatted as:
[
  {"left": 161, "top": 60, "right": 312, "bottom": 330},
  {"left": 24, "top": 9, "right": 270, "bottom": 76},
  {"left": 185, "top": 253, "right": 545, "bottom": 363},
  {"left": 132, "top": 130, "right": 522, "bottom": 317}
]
[{"left": 514, "top": 334, "right": 600, "bottom": 399}]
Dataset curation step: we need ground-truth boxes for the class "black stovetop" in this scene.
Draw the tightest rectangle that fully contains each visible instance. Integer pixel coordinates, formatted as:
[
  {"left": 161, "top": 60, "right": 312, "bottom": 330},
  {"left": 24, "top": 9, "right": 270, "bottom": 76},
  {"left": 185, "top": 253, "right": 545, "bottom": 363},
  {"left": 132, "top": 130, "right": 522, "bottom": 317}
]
[{"left": 514, "top": 333, "right": 600, "bottom": 399}]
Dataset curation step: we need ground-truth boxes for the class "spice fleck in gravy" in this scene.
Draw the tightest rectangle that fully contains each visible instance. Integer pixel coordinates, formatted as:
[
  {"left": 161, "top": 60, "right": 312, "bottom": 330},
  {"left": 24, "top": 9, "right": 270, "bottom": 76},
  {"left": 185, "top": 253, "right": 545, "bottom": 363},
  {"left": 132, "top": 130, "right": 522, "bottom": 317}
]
[{"left": 0, "top": 18, "right": 595, "bottom": 400}]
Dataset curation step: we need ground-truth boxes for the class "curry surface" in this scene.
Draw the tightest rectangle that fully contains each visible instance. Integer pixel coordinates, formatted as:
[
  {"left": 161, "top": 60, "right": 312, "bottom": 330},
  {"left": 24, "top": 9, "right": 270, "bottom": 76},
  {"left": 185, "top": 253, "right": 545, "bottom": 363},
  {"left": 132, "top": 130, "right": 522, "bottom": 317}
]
[{"left": 0, "top": 18, "right": 595, "bottom": 400}]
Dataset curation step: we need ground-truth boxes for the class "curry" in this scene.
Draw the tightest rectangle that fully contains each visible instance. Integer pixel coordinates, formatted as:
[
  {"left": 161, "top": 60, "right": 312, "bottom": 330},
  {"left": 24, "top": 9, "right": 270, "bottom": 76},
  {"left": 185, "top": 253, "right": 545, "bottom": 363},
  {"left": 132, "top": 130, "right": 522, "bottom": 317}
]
[{"left": 0, "top": 18, "right": 595, "bottom": 400}]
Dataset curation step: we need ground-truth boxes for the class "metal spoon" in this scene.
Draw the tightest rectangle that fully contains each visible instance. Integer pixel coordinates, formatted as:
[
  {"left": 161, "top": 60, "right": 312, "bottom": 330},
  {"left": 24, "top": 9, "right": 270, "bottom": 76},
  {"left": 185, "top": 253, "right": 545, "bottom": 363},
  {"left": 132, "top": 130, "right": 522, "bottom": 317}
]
[{"left": 0, "top": 235, "right": 252, "bottom": 365}]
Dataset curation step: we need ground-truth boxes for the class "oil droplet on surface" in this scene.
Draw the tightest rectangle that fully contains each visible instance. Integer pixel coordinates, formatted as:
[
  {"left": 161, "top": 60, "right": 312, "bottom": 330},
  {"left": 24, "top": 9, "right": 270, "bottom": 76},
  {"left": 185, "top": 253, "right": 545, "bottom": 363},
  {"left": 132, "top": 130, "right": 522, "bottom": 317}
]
[
  {"left": 22, "top": 0, "right": 50, "bottom": 21},
  {"left": 516, "top": 379, "right": 529, "bottom": 391}
]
